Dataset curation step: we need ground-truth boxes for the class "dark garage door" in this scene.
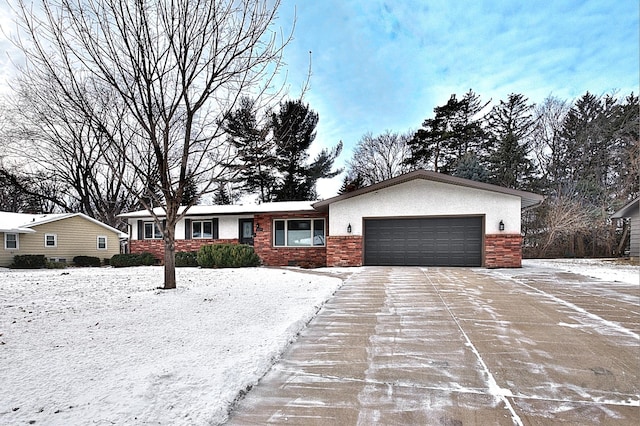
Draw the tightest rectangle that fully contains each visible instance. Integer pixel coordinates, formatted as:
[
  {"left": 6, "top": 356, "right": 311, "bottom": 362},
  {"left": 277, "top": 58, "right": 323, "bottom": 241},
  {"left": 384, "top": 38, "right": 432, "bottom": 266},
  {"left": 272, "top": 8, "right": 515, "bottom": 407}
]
[{"left": 364, "top": 217, "right": 483, "bottom": 266}]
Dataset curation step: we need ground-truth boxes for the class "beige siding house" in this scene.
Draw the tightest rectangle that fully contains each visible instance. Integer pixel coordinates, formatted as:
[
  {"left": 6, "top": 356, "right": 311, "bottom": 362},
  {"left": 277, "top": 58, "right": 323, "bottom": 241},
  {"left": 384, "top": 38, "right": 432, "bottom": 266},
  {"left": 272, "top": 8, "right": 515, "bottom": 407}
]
[
  {"left": 612, "top": 198, "right": 640, "bottom": 259},
  {"left": 0, "top": 212, "right": 126, "bottom": 267}
]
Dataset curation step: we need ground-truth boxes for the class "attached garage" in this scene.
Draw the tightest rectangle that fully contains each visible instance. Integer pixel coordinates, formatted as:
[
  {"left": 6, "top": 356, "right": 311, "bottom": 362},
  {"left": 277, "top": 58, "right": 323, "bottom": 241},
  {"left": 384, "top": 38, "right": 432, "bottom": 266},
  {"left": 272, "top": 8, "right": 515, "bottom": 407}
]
[
  {"left": 314, "top": 170, "right": 544, "bottom": 268},
  {"left": 364, "top": 216, "right": 483, "bottom": 266}
]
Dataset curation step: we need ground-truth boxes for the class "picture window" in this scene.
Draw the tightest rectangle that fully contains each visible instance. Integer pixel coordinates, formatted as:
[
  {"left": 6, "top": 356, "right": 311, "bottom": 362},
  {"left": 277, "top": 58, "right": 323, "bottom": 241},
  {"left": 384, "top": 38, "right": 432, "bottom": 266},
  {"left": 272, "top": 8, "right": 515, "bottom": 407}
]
[{"left": 273, "top": 219, "right": 325, "bottom": 247}]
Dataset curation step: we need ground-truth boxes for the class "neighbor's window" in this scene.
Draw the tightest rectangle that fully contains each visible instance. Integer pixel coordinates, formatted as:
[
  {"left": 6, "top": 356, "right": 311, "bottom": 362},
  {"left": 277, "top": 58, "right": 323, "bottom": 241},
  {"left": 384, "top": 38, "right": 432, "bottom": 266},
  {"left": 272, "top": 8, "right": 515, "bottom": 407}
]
[
  {"left": 273, "top": 219, "right": 325, "bottom": 247},
  {"left": 144, "top": 222, "right": 163, "bottom": 239},
  {"left": 5, "top": 233, "right": 18, "bottom": 250},
  {"left": 192, "top": 220, "right": 213, "bottom": 239},
  {"left": 97, "top": 236, "right": 107, "bottom": 250},
  {"left": 45, "top": 234, "right": 57, "bottom": 248}
]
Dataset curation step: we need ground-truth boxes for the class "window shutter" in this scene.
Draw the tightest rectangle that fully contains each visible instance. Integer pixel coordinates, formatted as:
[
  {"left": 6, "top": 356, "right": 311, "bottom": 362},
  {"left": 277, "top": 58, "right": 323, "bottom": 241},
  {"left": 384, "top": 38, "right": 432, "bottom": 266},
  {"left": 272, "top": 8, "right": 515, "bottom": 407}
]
[
  {"left": 213, "top": 219, "right": 219, "bottom": 239},
  {"left": 162, "top": 220, "right": 166, "bottom": 236},
  {"left": 185, "top": 219, "right": 192, "bottom": 239},
  {"left": 137, "top": 220, "right": 143, "bottom": 240}
]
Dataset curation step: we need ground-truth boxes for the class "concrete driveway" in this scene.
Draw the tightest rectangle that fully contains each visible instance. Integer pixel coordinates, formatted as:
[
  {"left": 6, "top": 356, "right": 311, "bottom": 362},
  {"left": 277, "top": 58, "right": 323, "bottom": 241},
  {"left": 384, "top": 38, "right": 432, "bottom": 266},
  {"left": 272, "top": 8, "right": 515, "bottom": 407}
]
[{"left": 227, "top": 265, "right": 639, "bottom": 425}]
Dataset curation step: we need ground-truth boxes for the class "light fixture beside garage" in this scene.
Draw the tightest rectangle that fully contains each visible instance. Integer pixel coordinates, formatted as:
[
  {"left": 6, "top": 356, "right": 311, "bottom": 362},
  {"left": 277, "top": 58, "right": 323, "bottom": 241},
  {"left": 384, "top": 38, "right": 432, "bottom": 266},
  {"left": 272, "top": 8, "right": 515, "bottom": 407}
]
[
  {"left": 347, "top": 223, "right": 352, "bottom": 233},
  {"left": 499, "top": 220, "right": 505, "bottom": 231}
]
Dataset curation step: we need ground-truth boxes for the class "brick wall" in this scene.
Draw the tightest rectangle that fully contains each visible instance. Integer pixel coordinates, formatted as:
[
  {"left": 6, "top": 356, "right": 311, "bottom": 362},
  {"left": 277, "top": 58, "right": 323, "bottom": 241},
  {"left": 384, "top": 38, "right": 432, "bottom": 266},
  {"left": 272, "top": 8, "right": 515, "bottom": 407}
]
[
  {"left": 485, "top": 234, "right": 522, "bottom": 268},
  {"left": 130, "top": 239, "right": 238, "bottom": 263},
  {"left": 326, "top": 236, "right": 363, "bottom": 267},
  {"left": 253, "top": 212, "right": 328, "bottom": 268}
]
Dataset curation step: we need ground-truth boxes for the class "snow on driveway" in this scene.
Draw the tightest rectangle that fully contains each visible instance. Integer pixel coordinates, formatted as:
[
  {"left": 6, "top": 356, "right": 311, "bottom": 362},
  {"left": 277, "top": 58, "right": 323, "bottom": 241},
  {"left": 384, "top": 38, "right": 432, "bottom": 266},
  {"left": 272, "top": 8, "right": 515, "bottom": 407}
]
[{"left": 0, "top": 266, "right": 344, "bottom": 425}]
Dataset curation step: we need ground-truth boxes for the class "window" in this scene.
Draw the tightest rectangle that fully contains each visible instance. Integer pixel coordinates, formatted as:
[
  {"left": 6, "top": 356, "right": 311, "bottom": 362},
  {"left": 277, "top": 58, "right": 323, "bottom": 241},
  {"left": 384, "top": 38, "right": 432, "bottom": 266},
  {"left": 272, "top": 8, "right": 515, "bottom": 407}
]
[
  {"left": 273, "top": 219, "right": 325, "bottom": 247},
  {"left": 97, "top": 236, "right": 107, "bottom": 250},
  {"left": 5, "top": 233, "right": 18, "bottom": 250},
  {"left": 45, "top": 234, "right": 57, "bottom": 248},
  {"left": 192, "top": 221, "right": 213, "bottom": 239},
  {"left": 144, "top": 222, "right": 163, "bottom": 239}
]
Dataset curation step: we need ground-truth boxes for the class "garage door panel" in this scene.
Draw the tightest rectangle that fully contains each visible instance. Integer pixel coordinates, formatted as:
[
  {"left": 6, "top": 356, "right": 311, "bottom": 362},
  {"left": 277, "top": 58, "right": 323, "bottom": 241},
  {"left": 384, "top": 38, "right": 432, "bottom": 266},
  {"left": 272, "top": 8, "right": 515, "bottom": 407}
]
[{"left": 364, "top": 217, "right": 482, "bottom": 266}]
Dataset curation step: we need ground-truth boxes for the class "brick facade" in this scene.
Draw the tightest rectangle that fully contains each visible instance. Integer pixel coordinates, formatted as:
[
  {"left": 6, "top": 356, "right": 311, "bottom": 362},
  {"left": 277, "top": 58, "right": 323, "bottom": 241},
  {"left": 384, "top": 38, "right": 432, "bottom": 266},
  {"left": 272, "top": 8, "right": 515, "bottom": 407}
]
[
  {"left": 130, "top": 217, "right": 523, "bottom": 269},
  {"left": 130, "top": 238, "right": 238, "bottom": 263},
  {"left": 326, "top": 236, "right": 363, "bottom": 267},
  {"left": 253, "top": 212, "right": 328, "bottom": 268},
  {"left": 484, "top": 234, "right": 522, "bottom": 268}
]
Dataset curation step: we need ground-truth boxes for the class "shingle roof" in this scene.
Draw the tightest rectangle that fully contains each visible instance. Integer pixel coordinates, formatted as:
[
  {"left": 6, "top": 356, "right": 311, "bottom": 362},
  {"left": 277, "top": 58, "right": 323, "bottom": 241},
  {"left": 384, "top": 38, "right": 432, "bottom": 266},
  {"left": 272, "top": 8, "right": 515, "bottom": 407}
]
[
  {"left": 0, "top": 212, "right": 127, "bottom": 238},
  {"left": 611, "top": 198, "right": 639, "bottom": 218},
  {"left": 117, "top": 201, "right": 317, "bottom": 218},
  {"left": 312, "top": 170, "right": 545, "bottom": 210}
]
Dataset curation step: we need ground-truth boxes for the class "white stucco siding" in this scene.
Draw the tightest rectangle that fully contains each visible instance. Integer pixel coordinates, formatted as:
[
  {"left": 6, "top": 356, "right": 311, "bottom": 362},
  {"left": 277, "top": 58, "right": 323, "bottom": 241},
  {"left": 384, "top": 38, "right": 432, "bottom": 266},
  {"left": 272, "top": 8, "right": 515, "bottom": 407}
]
[
  {"left": 129, "top": 216, "right": 251, "bottom": 240},
  {"left": 328, "top": 179, "right": 522, "bottom": 236},
  {"left": 218, "top": 215, "right": 252, "bottom": 239}
]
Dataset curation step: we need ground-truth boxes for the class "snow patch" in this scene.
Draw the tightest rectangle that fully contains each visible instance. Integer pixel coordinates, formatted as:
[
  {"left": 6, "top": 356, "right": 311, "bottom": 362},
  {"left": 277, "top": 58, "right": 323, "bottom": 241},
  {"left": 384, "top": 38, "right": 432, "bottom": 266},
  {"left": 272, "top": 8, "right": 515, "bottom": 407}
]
[{"left": 0, "top": 266, "right": 342, "bottom": 425}]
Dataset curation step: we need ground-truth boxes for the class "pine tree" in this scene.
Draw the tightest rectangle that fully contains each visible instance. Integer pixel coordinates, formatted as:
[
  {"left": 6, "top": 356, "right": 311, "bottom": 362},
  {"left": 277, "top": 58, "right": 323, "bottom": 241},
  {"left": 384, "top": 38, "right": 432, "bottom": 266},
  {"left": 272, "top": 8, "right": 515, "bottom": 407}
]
[
  {"left": 406, "top": 90, "right": 488, "bottom": 173},
  {"left": 222, "top": 97, "right": 276, "bottom": 203},
  {"left": 180, "top": 171, "right": 199, "bottom": 206},
  {"left": 271, "top": 99, "right": 342, "bottom": 201},
  {"left": 213, "top": 182, "right": 232, "bottom": 205},
  {"left": 338, "top": 173, "right": 366, "bottom": 194},
  {"left": 486, "top": 93, "right": 537, "bottom": 190}
]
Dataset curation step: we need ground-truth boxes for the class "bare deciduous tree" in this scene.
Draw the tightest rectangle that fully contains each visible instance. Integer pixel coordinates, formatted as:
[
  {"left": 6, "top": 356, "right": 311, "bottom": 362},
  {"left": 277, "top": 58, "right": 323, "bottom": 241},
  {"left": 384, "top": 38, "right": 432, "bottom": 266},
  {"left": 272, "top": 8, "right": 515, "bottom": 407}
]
[
  {"left": 10, "top": 0, "right": 291, "bottom": 288},
  {"left": 347, "top": 130, "right": 413, "bottom": 186},
  {"left": 2, "top": 69, "right": 138, "bottom": 227},
  {"left": 531, "top": 96, "right": 571, "bottom": 190}
]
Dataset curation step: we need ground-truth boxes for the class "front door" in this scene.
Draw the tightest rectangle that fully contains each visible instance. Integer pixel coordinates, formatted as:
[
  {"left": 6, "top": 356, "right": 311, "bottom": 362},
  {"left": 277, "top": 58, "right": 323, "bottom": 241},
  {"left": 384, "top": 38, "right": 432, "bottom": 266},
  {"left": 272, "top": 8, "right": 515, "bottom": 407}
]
[{"left": 239, "top": 219, "right": 254, "bottom": 245}]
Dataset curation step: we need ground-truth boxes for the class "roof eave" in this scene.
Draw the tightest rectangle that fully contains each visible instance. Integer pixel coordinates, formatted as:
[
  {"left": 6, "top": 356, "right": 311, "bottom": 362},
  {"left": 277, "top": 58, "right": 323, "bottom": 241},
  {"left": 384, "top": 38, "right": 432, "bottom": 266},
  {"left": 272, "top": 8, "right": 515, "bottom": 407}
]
[
  {"left": 0, "top": 228, "right": 37, "bottom": 234},
  {"left": 313, "top": 170, "right": 545, "bottom": 210},
  {"left": 611, "top": 198, "right": 639, "bottom": 218}
]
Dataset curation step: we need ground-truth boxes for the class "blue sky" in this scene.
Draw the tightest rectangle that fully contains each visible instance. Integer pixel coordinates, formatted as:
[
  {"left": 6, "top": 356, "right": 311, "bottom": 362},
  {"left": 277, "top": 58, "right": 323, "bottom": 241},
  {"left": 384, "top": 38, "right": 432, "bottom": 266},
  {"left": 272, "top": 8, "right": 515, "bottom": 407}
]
[
  {"left": 0, "top": 1, "right": 638, "bottom": 198},
  {"left": 274, "top": 0, "right": 638, "bottom": 195}
]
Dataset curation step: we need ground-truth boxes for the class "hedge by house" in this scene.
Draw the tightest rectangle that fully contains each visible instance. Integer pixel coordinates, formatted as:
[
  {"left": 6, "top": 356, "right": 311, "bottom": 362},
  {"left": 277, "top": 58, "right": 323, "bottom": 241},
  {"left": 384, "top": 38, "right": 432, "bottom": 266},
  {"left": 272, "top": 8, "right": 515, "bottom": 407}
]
[
  {"left": 10, "top": 255, "right": 47, "bottom": 269},
  {"left": 109, "top": 252, "right": 158, "bottom": 267},
  {"left": 197, "top": 244, "right": 260, "bottom": 268},
  {"left": 73, "top": 256, "right": 101, "bottom": 267},
  {"left": 175, "top": 251, "right": 199, "bottom": 267}
]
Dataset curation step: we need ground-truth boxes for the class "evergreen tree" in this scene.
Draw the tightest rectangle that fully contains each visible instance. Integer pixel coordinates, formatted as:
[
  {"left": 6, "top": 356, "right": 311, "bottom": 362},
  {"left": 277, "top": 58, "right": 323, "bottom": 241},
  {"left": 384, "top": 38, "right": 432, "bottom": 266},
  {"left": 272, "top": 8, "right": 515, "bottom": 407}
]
[
  {"left": 271, "top": 99, "right": 342, "bottom": 201},
  {"left": 222, "top": 97, "right": 276, "bottom": 203},
  {"left": 485, "top": 93, "right": 537, "bottom": 190},
  {"left": 180, "top": 171, "right": 199, "bottom": 206},
  {"left": 406, "top": 90, "right": 488, "bottom": 173},
  {"left": 213, "top": 182, "right": 232, "bottom": 205},
  {"left": 452, "top": 152, "right": 490, "bottom": 182},
  {"left": 338, "top": 172, "right": 366, "bottom": 194}
]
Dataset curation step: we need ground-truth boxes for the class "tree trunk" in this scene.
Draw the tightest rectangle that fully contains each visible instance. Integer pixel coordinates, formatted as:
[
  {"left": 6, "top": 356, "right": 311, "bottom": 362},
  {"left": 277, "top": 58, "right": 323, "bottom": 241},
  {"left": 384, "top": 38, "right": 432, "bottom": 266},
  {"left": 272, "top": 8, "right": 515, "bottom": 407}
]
[{"left": 163, "top": 224, "right": 177, "bottom": 289}]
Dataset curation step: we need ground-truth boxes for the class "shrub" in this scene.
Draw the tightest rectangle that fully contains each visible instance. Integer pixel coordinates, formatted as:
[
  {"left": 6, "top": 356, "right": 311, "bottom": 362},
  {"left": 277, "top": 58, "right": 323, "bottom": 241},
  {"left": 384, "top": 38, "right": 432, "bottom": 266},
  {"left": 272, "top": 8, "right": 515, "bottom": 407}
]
[
  {"left": 197, "top": 244, "right": 260, "bottom": 268},
  {"left": 11, "top": 255, "right": 47, "bottom": 269},
  {"left": 73, "top": 256, "right": 101, "bottom": 267},
  {"left": 109, "top": 252, "right": 157, "bottom": 267},
  {"left": 109, "top": 254, "right": 140, "bottom": 267},
  {"left": 46, "top": 260, "right": 67, "bottom": 269},
  {"left": 175, "top": 251, "right": 199, "bottom": 267},
  {"left": 139, "top": 252, "right": 158, "bottom": 266}
]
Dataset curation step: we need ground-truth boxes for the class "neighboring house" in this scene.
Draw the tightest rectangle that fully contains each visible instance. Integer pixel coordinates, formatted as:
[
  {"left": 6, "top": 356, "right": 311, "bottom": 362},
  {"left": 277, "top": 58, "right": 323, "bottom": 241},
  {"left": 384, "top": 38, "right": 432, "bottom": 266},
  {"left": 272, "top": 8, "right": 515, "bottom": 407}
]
[
  {"left": 0, "top": 212, "right": 127, "bottom": 267},
  {"left": 120, "top": 170, "right": 544, "bottom": 268},
  {"left": 612, "top": 197, "right": 640, "bottom": 258}
]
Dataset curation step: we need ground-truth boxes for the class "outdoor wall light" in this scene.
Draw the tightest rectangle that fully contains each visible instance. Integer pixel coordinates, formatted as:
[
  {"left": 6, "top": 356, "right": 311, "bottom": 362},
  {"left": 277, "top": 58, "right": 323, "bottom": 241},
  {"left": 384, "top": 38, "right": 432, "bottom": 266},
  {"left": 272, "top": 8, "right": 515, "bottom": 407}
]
[
  {"left": 347, "top": 223, "right": 352, "bottom": 233},
  {"left": 499, "top": 220, "right": 505, "bottom": 231}
]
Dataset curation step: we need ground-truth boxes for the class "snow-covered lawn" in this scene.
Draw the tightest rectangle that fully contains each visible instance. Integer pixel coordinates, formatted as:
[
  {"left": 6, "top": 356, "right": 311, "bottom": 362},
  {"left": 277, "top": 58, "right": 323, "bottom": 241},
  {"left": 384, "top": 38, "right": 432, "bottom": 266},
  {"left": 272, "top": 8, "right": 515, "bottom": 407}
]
[
  {"left": 524, "top": 258, "right": 639, "bottom": 285},
  {"left": 0, "top": 266, "right": 343, "bottom": 425}
]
